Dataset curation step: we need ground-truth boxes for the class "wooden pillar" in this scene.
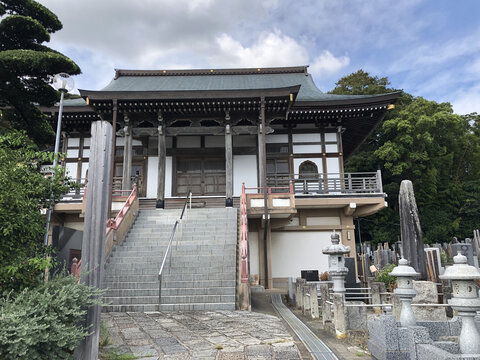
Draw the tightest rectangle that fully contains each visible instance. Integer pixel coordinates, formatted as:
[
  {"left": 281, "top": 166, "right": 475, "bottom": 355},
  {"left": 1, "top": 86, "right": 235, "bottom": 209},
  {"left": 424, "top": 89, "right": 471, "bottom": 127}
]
[
  {"left": 75, "top": 121, "right": 112, "bottom": 360},
  {"left": 107, "top": 100, "right": 117, "bottom": 219},
  {"left": 257, "top": 125, "right": 265, "bottom": 189},
  {"left": 225, "top": 118, "right": 233, "bottom": 207},
  {"left": 156, "top": 112, "right": 166, "bottom": 208},
  {"left": 259, "top": 98, "right": 272, "bottom": 288},
  {"left": 121, "top": 114, "right": 132, "bottom": 190}
]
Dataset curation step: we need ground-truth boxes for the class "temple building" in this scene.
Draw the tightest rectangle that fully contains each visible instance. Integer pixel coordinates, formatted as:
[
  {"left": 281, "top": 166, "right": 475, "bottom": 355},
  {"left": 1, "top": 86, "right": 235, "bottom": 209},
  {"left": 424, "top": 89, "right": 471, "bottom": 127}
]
[{"left": 44, "top": 66, "right": 400, "bottom": 290}]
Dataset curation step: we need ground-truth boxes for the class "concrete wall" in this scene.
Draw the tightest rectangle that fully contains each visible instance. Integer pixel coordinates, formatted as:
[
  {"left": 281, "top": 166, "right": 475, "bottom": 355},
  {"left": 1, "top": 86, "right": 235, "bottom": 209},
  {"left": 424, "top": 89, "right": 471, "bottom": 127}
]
[
  {"left": 233, "top": 155, "right": 258, "bottom": 196},
  {"left": 248, "top": 231, "right": 259, "bottom": 278},
  {"left": 270, "top": 231, "right": 332, "bottom": 278}
]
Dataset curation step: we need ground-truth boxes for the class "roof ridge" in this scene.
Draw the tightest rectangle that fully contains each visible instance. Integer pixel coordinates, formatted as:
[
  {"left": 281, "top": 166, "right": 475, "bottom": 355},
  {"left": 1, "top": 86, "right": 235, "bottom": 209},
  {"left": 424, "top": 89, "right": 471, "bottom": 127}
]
[{"left": 114, "top": 66, "right": 309, "bottom": 79}]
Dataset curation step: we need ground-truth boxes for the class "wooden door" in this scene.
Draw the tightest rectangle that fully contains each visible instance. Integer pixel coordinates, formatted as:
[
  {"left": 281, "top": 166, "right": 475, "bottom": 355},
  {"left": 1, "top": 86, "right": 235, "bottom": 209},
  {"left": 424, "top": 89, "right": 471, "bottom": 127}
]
[{"left": 175, "top": 157, "right": 225, "bottom": 196}]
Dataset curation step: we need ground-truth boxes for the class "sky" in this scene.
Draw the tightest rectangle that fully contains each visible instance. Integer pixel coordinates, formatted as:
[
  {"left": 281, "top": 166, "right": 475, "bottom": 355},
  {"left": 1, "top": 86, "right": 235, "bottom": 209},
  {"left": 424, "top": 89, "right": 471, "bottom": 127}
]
[{"left": 39, "top": 0, "right": 480, "bottom": 115}]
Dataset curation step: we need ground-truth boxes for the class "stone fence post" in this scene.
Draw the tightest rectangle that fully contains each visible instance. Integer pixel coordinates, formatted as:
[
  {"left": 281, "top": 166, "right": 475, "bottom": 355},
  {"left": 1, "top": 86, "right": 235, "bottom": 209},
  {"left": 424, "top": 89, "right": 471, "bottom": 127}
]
[
  {"left": 371, "top": 282, "right": 387, "bottom": 314},
  {"left": 295, "top": 278, "right": 306, "bottom": 309},
  {"left": 302, "top": 284, "right": 311, "bottom": 315},
  {"left": 308, "top": 283, "right": 320, "bottom": 319},
  {"left": 319, "top": 283, "right": 332, "bottom": 324},
  {"left": 332, "top": 293, "right": 346, "bottom": 339}
]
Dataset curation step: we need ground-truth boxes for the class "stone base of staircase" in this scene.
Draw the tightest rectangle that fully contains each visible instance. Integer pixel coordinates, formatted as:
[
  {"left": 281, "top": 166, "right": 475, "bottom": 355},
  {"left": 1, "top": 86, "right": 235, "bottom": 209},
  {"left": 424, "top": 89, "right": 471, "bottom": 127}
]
[{"left": 103, "top": 208, "right": 238, "bottom": 312}]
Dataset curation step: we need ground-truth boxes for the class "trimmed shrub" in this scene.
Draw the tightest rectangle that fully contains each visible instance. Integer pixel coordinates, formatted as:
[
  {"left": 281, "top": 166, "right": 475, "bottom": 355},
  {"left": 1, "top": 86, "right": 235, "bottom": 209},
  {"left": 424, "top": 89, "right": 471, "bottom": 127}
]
[{"left": 0, "top": 274, "right": 103, "bottom": 359}]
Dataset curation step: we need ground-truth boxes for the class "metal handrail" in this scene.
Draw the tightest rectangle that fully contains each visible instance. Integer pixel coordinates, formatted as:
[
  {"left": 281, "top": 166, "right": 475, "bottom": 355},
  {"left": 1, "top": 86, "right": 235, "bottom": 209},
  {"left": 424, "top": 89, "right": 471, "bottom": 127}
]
[{"left": 158, "top": 190, "right": 192, "bottom": 302}]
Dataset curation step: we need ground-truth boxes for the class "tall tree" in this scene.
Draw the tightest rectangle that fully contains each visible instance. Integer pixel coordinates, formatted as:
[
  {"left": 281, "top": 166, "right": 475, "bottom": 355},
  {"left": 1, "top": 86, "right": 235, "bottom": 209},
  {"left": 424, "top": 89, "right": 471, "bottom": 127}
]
[
  {"left": 0, "top": 131, "right": 71, "bottom": 291},
  {"left": 330, "top": 70, "right": 480, "bottom": 244},
  {"left": 0, "top": 0, "right": 80, "bottom": 145}
]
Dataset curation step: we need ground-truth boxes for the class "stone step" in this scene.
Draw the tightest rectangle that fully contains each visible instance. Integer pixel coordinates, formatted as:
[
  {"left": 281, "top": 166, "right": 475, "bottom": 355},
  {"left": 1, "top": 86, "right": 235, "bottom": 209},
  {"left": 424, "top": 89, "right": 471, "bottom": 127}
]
[
  {"left": 105, "top": 281, "right": 159, "bottom": 289},
  {"left": 102, "top": 304, "right": 158, "bottom": 312},
  {"left": 106, "top": 265, "right": 236, "bottom": 274},
  {"left": 159, "top": 303, "right": 235, "bottom": 311},
  {"left": 161, "top": 287, "right": 235, "bottom": 296},
  {"left": 105, "top": 288, "right": 159, "bottom": 297},
  {"left": 104, "top": 295, "right": 159, "bottom": 305},
  {"left": 160, "top": 294, "right": 236, "bottom": 304},
  {"left": 161, "top": 279, "right": 236, "bottom": 288}
]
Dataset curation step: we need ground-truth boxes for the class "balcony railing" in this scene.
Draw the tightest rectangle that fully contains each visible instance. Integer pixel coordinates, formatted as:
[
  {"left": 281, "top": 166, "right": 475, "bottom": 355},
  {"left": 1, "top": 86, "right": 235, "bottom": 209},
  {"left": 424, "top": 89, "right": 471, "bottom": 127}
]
[{"left": 267, "top": 170, "right": 383, "bottom": 195}]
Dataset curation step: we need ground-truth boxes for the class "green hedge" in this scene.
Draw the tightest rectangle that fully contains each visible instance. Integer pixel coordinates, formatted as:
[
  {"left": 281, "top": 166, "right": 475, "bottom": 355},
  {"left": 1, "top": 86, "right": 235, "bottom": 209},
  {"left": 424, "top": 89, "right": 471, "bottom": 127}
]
[{"left": 0, "top": 274, "right": 103, "bottom": 359}]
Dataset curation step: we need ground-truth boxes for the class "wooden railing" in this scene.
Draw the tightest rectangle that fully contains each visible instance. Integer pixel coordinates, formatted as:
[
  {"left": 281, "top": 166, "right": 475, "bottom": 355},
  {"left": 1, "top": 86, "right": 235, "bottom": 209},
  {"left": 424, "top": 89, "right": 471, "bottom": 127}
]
[
  {"left": 105, "top": 185, "right": 139, "bottom": 259},
  {"left": 60, "top": 177, "right": 87, "bottom": 201},
  {"left": 267, "top": 170, "right": 383, "bottom": 195},
  {"left": 240, "top": 183, "right": 249, "bottom": 283}
]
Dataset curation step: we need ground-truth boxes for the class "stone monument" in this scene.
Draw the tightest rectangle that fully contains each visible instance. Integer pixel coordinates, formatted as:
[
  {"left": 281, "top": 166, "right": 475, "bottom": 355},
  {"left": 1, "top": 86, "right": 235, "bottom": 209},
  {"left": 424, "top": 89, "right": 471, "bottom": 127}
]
[{"left": 399, "top": 180, "right": 427, "bottom": 279}]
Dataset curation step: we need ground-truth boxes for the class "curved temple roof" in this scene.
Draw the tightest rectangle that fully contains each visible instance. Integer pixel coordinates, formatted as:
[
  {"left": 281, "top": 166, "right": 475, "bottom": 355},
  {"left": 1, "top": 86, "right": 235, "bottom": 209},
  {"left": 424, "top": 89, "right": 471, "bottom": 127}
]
[{"left": 94, "top": 66, "right": 393, "bottom": 103}]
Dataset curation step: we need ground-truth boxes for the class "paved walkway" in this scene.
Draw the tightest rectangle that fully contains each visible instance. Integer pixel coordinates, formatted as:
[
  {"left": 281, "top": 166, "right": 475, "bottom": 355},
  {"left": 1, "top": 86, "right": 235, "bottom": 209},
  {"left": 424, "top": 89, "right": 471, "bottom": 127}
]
[
  {"left": 101, "top": 311, "right": 303, "bottom": 359},
  {"left": 271, "top": 294, "right": 338, "bottom": 360}
]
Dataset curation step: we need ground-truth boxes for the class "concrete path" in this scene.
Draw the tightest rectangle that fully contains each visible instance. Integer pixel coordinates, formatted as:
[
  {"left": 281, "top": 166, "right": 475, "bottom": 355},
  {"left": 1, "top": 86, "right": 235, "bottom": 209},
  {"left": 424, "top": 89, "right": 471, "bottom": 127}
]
[
  {"left": 271, "top": 294, "right": 338, "bottom": 360},
  {"left": 101, "top": 311, "right": 303, "bottom": 359}
]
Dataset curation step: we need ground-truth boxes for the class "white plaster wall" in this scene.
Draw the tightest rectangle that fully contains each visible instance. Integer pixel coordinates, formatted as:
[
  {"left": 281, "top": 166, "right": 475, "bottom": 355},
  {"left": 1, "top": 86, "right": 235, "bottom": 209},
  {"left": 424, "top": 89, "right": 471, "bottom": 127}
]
[
  {"left": 324, "top": 133, "right": 337, "bottom": 142},
  {"left": 165, "top": 156, "right": 172, "bottom": 197},
  {"left": 326, "top": 157, "right": 340, "bottom": 175},
  {"left": 248, "top": 231, "right": 259, "bottom": 277},
  {"left": 146, "top": 156, "right": 172, "bottom": 198},
  {"left": 270, "top": 231, "right": 332, "bottom": 278},
  {"left": 292, "top": 133, "right": 321, "bottom": 142},
  {"left": 233, "top": 155, "right": 257, "bottom": 196},
  {"left": 65, "top": 162, "right": 77, "bottom": 177},
  {"left": 146, "top": 156, "right": 158, "bottom": 198},
  {"left": 81, "top": 162, "right": 89, "bottom": 178},
  {"left": 292, "top": 144, "right": 321, "bottom": 154}
]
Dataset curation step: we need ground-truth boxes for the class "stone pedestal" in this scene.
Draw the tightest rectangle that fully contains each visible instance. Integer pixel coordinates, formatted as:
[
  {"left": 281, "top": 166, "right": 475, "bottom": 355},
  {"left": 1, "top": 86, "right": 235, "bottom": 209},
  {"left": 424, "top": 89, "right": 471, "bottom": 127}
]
[
  {"left": 390, "top": 258, "right": 420, "bottom": 327},
  {"left": 440, "top": 252, "right": 480, "bottom": 355}
]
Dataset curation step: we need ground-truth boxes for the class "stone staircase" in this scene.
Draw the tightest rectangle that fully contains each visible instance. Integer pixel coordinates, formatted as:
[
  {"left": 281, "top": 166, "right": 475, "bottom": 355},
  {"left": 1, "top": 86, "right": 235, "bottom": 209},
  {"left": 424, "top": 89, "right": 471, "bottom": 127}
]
[{"left": 103, "top": 208, "right": 238, "bottom": 312}]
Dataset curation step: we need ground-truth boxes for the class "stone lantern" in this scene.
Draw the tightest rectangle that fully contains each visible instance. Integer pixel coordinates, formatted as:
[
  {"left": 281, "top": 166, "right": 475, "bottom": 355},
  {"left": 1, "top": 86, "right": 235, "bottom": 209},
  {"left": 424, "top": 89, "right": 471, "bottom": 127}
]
[
  {"left": 322, "top": 231, "right": 350, "bottom": 293},
  {"left": 389, "top": 258, "right": 419, "bottom": 327},
  {"left": 440, "top": 252, "right": 480, "bottom": 355}
]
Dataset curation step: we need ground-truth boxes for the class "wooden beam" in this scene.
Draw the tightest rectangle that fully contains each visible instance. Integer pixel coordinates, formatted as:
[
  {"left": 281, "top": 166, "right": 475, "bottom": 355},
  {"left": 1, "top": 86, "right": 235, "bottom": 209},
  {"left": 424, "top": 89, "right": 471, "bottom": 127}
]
[{"left": 344, "top": 202, "right": 357, "bottom": 216}]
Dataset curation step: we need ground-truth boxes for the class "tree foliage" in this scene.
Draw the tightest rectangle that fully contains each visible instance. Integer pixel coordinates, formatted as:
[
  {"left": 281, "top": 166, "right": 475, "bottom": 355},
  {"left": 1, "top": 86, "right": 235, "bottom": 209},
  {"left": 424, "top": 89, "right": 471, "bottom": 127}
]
[
  {"left": 0, "top": 131, "right": 72, "bottom": 292},
  {"left": 0, "top": 0, "right": 80, "bottom": 145},
  {"left": 331, "top": 70, "right": 480, "bottom": 244}
]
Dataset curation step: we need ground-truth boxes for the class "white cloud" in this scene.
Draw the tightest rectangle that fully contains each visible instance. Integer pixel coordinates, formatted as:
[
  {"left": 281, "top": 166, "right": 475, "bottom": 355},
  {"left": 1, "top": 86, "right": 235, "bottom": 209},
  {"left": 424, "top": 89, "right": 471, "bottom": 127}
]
[
  {"left": 211, "top": 30, "right": 308, "bottom": 68},
  {"left": 310, "top": 51, "right": 350, "bottom": 77},
  {"left": 451, "top": 84, "right": 480, "bottom": 115}
]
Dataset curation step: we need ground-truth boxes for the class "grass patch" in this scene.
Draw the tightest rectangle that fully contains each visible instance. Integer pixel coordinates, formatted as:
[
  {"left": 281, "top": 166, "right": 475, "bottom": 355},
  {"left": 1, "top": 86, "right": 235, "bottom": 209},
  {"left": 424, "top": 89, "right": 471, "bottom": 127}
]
[
  {"left": 99, "top": 320, "right": 110, "bottom": 347},
  {"left": 101, "top": 350, "right": 136, "bottom": 360}
]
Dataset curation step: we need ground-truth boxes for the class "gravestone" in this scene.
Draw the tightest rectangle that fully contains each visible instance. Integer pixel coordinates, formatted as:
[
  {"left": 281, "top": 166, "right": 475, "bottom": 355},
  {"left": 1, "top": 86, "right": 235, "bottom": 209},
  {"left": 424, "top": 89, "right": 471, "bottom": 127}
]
[
  {"left": 399, "top": 180, "right": 427, "bottom": 279},
  {"left": 451, "top": 243, "right": 474, "bottom": 266},
  {"left": 301, "top": 270, "right": 319, "bottom": 281},
  {"left": 344, "top": 257, "right": 357, "bottom": 287},
  {"left": 74, "top": 121, "right": 113, "bottom": 360}
]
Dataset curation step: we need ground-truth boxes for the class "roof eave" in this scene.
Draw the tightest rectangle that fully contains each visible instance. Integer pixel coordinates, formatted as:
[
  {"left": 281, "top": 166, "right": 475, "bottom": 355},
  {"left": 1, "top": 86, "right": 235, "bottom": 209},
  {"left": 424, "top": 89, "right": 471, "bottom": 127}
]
[
  {"left": 293, "top": 91, "right": 402, "bottom": 109},
  {"left": 79, "top": 85, "right": 301, "bottom": 101}
]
